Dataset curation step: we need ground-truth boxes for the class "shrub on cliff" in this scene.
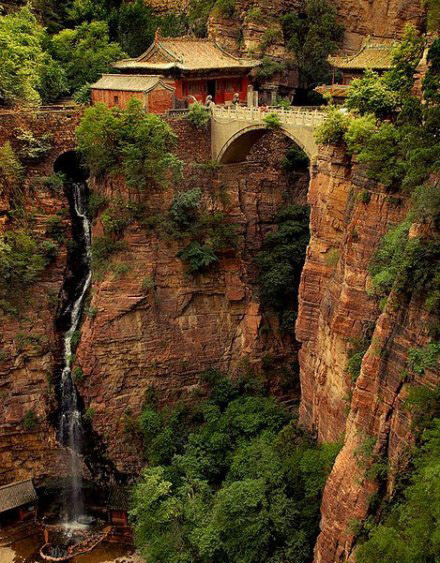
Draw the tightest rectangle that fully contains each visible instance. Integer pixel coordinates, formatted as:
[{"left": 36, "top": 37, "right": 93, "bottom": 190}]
[
  {"left": 0, "top": 229, "right": 55, "bottom": 313},
  {"left": 256, "top": 205, "right": 310, "bottom": 330},
  {"left": 187, "top": 102, "right": 210, "bottom": 129},
  {"left": 132, "top": 373, "right": 341, "bottom": 563},
  {"left": 177, "top": 241, "right": 218, "bottom": 273},
  {"left": 314, "top": 107, "right": 350, "bottom": 145},
  {"left": 0, "top": 143, "right": 23, "bottom": 204},
  {"left": 356, "top": 418, "right": 440, "bottom": 563},
  {"left": 76, "top": 98, "right": 183, "bottom": 188}
]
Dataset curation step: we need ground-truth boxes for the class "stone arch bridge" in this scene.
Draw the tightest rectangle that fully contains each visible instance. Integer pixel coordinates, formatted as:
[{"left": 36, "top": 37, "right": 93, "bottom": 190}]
[{"left": 210, "top": 106, "right": 326, "bottom": 164}]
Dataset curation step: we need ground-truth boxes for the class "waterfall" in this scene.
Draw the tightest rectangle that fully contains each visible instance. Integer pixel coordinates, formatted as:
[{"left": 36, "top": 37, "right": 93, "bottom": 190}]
[{"left": 58, "top": 182, "right": 91, "bottom": 523}]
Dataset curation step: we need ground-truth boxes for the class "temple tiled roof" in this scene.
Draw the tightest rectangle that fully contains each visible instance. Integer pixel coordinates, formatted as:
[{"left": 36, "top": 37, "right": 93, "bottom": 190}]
[
  {"left": 315, "top": 84, "right": 350, "bottom": 98},
  {"left": 329, "top": 37, "right": 396, "bottom": 70},
  {"left": 0, "top": 479, "right": 37, "bottom": 514},
  {"left": 91, "top": 74, "right": 175, "bottom": 92},
  {"left": 113, "top": 34, "right": 260, "bottom": 72}
]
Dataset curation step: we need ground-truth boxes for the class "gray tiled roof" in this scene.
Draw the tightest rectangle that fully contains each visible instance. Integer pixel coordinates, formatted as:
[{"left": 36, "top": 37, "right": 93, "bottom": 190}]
[
  {"left": 0, "top": 479, "right": 37, "bottom": 513},
  {"left": 329, "top": 37, "right": 396, "bottom": 70},
  {"left": 91, "top": 74, "right": 175, "bottom": 92},
  {"left": 113, "top": 36, "right": 259, "bottom": 72}
]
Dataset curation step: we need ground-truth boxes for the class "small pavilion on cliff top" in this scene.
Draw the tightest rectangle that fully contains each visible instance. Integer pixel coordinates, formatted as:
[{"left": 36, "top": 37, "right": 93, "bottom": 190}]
[
  {"left": 110, "top": 30, "right": 260, "bottom": 107},
  {"left": 315, "top": 36, "right": 395, "bottom": 103}
]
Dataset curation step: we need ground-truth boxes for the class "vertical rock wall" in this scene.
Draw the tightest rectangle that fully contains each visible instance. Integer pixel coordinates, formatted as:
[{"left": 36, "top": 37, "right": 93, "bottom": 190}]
[
  {"left": 0, "top": 111, "right": 81, "bottom": 485},
  {"left": 73, "top": 126, "right": 309, "bottom": 475},
  {"left": 296, "top": 145, "right": 439, "bottom": 562}
]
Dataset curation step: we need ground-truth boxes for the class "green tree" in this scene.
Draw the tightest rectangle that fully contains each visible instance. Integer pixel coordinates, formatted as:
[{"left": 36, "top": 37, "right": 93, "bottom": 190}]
[
  {"left": 131, "top": 376, "right": 340, "bottom": 563},
  {"left": 50, "top": 20, "right": 125, "bottom": 94},
  {"left": 282, "top": 0, "right": 344, "bottom": 97},
  {"left": 109, "top": 0, "right": 158, "bottom": 57},
  {"left": 384, "top": 25, "right": 425, "bottom": 95},
  {"left": 0, "top": 7, "right": 45, "bottom": 106},
  {"left": 37, "top": 53, "right": 69, "bottom": 103},
  {"left": 76, "top": 98, "right": 182, "bottom": 188},
  {"left": 357, "top": 419, "right": 440, "bottom": 563},
  {"left": 256, "top": 204, "right": 310, "bottom": 331},
  {"left": 346, "top": 70, "right": 399, "bottom": 117}
]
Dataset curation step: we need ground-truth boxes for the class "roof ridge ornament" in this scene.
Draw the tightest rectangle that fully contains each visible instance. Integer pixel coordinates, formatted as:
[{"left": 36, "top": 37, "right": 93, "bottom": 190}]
[{"left": 155, "top": 27, "right": 162, "bottom": 45}]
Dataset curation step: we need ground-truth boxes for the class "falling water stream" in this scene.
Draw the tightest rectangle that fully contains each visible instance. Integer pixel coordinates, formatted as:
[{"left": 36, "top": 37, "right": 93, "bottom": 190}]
[{"left": 58, "top": 182, "right": 92, "bottom": 525}]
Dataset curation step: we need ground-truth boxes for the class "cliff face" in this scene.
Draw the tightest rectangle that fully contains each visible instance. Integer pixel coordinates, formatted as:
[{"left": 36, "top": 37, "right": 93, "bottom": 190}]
[
  {"left": 0, "top": 112, "right": 82, "bottom": 486},
  {"left": 334, "top": 0, "right": 426, "bottom": 52},
  {"left": 0, "top": 113, "right": 308, "bottom": 484},
  {"left": 75, "top": 125, "right": 307, "bottom": 474},
  {"left": 208, "top": 0, "right": 425, "bottom": 55},
  {"left": 296, "top": 146, "right": 439, "bottom": 562}
]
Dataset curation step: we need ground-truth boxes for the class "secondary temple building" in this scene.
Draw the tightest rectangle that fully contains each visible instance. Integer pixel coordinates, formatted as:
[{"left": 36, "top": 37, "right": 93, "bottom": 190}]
[
  {"left": 91, "top": 31, "right": 259, "bottom": 111},
  {"left": 315, "top": 36, "right": 395, "bottom": 103},
  {"left": 0, "top": 479, "right": 38, "bottom": 526},
  {"left": 91, "top": 75, "right": 176, "bottom": 111}
]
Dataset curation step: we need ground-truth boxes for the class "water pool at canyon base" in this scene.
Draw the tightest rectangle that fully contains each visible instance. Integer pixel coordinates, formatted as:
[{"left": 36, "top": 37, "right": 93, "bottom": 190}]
[{"left": 0, "top": 535, "right": 135, "bottom": 563}]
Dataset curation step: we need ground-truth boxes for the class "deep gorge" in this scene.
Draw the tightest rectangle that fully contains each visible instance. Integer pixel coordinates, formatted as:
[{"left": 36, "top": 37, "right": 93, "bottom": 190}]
[
  {"left": 0, "top": 2, "right": 439, "bottom": 557},
  {"left": 0, "top": 96, "right": 438, "bottom": 561}
]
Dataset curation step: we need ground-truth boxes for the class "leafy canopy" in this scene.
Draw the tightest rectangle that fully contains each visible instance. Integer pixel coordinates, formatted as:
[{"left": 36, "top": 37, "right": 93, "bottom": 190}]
[
  {"left": 76, "top": 98, "right": 183, "bottom": 188},
  {"left": 131, "top": 373, "right": 341, "bottom": 563},
  {"left": 49, "top": 20, "right": 125, "bottom": 94},
  {"left": 282, "top": 0, "right": 344, "bottom": 96},
  {"left": 0, "top": 7, "right": 45, "bottom": 106}
]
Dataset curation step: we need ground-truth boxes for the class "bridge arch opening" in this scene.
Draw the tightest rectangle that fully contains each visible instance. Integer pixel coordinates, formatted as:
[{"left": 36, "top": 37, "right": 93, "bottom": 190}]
[
  {"left": 217, "top": 126, "right": 311, "bottom": 165},
  {"left": 54, "top": 150, "right": 88, "bottom": 182}
]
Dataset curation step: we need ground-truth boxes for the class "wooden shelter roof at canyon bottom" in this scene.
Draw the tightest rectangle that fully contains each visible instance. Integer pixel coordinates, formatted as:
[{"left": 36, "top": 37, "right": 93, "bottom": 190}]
[
  {"left": 329, "top": 36, "right": 395, "bottom": 70},
  {"left": 0, "top": 479, "right": 37, "bottom": 513},
  {"left": 113, "top": 31, "right": 260, "bottom": 73},
  {"left": 91, "top": 74, "right": 175, "bottom": 93}
]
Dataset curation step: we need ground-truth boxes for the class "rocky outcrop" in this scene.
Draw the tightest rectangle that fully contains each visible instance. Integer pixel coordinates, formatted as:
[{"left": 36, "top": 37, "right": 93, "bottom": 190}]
[
  {"left": 208, "top": 0, "right": 425, "bottom": 56},
  {"left": 296, "top": 145, "right": 439, "bottom": 562},
  {"left": 334, "top": 0, "right": 426, "bottom": 52}
]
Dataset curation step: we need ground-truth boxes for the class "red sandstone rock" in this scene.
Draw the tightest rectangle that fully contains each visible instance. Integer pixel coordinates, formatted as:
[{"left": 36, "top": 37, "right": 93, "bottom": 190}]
[{"left": 297, "top": 145, "right": 439, "bottom": 563}]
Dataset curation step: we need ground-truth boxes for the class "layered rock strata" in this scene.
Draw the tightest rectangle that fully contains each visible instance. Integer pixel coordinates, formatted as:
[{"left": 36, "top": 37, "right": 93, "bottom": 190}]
[
  {"left": 75, "top": 127, "right": 307, "bottom": 474},
  {"left": 296, "top": 145, "right": 439, "bottom": 562}
]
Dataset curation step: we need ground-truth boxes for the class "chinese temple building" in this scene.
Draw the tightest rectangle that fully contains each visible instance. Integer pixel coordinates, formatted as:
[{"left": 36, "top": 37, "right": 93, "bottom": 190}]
[
  {"left": 112, "top": 31, "right": 260, "bottom": 106},
  {"left": 315, "top": 36, "right": 395, "bottom": 103},
  {"left": 91, "top": 74, "right": 176, "bottom": 111}
]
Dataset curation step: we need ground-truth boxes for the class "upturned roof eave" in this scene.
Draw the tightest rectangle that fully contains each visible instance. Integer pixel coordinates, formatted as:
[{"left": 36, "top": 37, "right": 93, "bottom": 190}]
[{"left": 112, "top": 61, "right": 260, "bottom": 72}]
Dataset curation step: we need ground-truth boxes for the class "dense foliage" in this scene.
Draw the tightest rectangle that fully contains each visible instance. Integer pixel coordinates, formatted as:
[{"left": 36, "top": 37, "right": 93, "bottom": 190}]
[
  {"left": 0, "top": 7, "right": 66, "bottom": 106},
  {"left": 131, "top": 371, "right": 340, "bottom": 563},
  {"left": 256, "top": 205, "right": 310, "bottom": 331},
  {"left": 168, "top": 188, "right": 237, "bottom": 273},
  {"left": 49, "top": 20, "right": 125, "bottom": 94},
  {"left": 76, "top": 98, "right": 183, "bottom": 188},
  {"left": 282, "top": 0, "right": 344, "bottom": 101},
  {"left": 357, "top": 416, "right": 440, "bottom": 563}
]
